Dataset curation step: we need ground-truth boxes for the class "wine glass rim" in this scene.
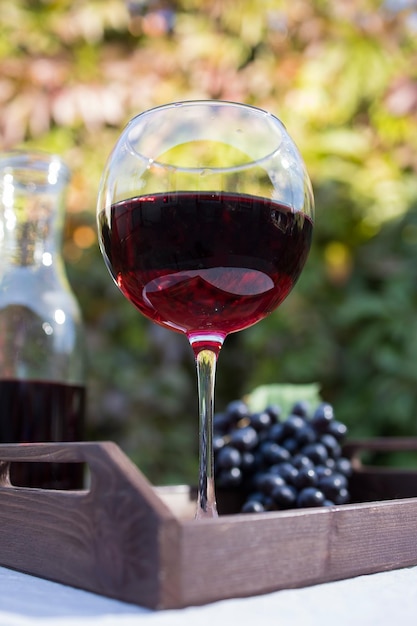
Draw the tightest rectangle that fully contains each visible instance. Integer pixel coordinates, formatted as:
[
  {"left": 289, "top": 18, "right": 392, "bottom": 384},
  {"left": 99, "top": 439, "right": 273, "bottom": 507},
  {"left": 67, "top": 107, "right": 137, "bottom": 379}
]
[{"left": 125, "top": 100, "right": 287, "bottom": 173}]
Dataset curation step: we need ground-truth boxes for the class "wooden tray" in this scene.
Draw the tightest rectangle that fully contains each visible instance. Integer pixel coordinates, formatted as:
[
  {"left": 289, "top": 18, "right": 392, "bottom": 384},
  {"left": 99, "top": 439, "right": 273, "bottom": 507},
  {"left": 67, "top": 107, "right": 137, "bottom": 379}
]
[{"left": 0, "top": 439, "right": 417, "bottom": 610}]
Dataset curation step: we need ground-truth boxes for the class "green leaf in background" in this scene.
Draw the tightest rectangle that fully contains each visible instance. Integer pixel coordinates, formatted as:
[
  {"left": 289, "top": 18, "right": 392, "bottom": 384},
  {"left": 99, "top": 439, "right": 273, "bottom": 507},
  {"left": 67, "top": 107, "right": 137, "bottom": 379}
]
[{"left": 245, "top": 383, "right": 322, "bottom": 416}]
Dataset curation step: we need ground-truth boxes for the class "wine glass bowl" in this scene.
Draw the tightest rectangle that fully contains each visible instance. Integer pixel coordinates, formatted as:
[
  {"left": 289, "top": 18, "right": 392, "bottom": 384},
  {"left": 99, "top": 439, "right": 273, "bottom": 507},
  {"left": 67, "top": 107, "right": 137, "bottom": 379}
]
[{"left": 97, "top": 101, "right": 314, "bottom": 518}]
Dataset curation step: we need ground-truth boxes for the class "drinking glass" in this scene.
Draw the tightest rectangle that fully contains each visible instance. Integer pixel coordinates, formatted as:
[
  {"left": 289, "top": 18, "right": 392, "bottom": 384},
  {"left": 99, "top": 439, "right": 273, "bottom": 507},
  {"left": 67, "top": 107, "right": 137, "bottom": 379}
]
[{"left": 97, "top": 100, "right": 314, "bottom": 519}]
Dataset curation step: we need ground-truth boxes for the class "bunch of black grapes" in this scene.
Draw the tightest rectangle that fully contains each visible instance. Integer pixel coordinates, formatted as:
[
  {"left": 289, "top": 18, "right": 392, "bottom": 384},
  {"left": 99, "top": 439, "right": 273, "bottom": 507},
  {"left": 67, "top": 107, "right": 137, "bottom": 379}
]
[{"left": 213, "top": 399, "right": 352, "bottom": 513}]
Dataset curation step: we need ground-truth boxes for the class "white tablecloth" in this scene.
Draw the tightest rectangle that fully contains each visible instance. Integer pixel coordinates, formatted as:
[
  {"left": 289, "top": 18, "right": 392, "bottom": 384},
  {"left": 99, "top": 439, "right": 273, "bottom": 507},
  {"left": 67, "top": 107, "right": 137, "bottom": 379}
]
[{"left": 1, "top": 564, "right": 417, "bottom": 625}]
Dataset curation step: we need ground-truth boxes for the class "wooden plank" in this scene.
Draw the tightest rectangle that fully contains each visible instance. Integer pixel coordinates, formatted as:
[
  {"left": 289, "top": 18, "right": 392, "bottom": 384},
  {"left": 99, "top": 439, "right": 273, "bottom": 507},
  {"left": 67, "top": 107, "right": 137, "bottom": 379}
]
[
  {"left": 175, "top": 498, "right": 417, "bottom": 607},
  {"left": 328, "top": 498, "right": 417, "bottom": 576},
  {"left": 177, "top": 508, "right": 331, "bottom": 607}
]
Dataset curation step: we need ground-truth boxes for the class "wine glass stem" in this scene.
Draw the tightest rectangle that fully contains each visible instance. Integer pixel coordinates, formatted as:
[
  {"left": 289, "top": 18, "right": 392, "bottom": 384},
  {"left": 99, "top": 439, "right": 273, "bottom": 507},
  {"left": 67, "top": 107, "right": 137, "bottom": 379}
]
[{"left": 195, "top": 348, "right": 218, "bottom": 519}]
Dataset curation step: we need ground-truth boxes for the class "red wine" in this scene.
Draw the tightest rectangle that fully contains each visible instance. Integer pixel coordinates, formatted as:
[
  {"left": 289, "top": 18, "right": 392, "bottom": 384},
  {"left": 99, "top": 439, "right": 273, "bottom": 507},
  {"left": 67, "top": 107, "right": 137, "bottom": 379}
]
[
  {"left": 0, "top": 379, "right": 85, "bottom": 489},
  {"left": 99, "top": 192, "right": 312, "bottom": 341}
]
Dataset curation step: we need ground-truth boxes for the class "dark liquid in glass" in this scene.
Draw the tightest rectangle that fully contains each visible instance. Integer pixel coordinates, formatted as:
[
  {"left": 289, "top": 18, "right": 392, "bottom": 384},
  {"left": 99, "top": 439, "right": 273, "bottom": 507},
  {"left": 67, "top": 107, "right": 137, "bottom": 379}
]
[{"left": 99, "top": 192, "right": 313, "bottom": 338}]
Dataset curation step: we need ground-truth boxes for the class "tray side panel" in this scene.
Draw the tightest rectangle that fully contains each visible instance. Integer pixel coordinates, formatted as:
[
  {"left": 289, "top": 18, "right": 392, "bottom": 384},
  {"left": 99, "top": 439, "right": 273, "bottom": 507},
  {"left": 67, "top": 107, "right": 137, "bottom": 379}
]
[
  {"left": 176, "top": 507, "right": 332, "bottom": 607},
  {"left": 0, "top": 443, "right": 176, "bottom": 609},
  {"left": 328, "top": 498, "right": 417, "bottom": 575},
  {"left": 172, "top": 498, "right": 417, "bottom": 608}
]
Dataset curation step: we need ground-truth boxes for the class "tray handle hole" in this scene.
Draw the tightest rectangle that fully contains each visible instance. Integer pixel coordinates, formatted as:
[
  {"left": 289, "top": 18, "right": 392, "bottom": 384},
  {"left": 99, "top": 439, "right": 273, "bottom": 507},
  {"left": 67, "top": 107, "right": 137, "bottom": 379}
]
[
  {"left": 1, "top": 460, "right": 90, "bottom": 491},
  {"left": 353, "top": 449, "right": 417, "bottom": 470}
]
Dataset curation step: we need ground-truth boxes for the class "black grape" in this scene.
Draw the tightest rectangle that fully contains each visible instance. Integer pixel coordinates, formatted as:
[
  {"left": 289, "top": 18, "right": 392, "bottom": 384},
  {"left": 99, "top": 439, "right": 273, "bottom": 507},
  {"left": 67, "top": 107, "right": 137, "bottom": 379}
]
[{"left": 213, "top": 397, "right": 352, "bottom": 514}]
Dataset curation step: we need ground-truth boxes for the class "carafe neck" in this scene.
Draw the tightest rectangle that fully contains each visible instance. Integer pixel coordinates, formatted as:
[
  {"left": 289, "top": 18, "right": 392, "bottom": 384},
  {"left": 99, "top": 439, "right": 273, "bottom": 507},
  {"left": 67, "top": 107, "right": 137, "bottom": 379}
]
[{"left": 0, "top": 151, "right": 69, "bottom": 270}]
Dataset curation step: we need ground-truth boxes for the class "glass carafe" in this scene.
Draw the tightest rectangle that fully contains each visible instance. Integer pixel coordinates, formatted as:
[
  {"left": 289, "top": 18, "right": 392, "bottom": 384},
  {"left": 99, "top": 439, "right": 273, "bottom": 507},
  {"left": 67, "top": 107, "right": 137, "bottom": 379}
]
[{"left": 0, "top": 151, "right": 86, "bottom": 488}]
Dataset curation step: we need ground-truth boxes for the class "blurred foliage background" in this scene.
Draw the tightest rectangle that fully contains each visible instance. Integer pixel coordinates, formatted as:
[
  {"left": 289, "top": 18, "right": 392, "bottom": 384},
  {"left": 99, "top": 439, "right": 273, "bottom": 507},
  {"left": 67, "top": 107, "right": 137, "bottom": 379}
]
[{"left": 1, "top": 0, "right": 417, "bottom": 484}]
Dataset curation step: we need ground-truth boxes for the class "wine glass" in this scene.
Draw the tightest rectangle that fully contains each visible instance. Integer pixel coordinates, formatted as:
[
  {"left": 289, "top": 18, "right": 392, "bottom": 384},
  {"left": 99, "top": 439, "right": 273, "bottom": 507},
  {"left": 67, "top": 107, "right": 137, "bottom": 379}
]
[{"left": 97, "top": 100, "right": 314, "bottom": 519}]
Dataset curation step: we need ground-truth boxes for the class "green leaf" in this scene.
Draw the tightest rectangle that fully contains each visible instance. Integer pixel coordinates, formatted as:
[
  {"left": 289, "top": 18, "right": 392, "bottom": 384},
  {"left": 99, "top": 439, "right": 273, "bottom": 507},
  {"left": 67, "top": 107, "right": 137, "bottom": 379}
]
[{"left": 245, "top": 383, "right": 322, "bottom": 416}]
